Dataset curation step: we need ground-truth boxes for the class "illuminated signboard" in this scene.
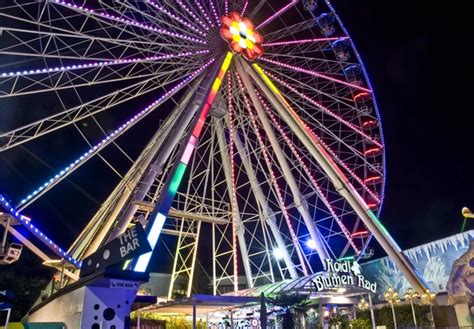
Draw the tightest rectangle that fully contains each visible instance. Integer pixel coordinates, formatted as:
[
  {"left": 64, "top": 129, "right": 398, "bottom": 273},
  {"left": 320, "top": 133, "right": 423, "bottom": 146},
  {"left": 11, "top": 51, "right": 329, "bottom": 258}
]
[{"left": 311, "top": 259, "right": 377, "bottom": 293}]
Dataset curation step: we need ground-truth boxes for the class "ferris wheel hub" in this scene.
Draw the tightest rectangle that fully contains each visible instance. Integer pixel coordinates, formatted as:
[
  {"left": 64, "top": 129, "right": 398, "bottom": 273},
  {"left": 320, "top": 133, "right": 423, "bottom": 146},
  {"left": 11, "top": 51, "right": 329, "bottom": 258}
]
[{"left": 220, "top": 12, "right": 263, "bottom": 60}]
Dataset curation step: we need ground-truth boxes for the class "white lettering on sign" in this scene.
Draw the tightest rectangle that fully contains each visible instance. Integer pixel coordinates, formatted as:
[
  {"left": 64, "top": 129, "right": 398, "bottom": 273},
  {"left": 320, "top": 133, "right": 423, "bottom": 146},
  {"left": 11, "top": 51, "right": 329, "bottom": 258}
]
[
  {"left": 119, "top": 227, "right": 141, "bottom": 258},
  {"left": 110, "top": 279, "right": 139, "bottom": 290},
  {"left": 311, "top": 259, "right": 377, "bottom": 293}
]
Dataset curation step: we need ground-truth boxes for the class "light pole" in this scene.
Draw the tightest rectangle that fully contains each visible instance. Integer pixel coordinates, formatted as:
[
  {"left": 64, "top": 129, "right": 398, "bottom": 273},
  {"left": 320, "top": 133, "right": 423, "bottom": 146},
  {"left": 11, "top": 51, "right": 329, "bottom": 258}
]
[
  {"left": 461, "top": 207, "right": 474, "bottom": 233},
  {"left": 384, "top": 287, "right": 400, "bottom": 329},
  {"left": 422, "top": 289, "right": 436, "bottom": 327},
  {"left": 404, "top": 288, "right": 419, "bottom": 326}
]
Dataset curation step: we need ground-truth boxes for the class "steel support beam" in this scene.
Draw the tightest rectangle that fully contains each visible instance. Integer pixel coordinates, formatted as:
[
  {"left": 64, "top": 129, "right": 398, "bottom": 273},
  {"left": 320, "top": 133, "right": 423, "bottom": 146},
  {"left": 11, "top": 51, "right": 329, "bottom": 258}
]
[{"left": 236, "top": 57, "right": 330, "bottom": 268}]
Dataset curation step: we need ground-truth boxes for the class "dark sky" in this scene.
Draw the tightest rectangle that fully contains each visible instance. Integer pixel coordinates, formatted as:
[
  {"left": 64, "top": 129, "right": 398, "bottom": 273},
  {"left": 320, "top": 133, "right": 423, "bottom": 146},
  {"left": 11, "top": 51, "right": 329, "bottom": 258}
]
[
  {"left": 1, "top": 1, "right": 472, "bottom": 262},
  {"left": 335, "top": 1, "right": 473, "bottom": 249}
]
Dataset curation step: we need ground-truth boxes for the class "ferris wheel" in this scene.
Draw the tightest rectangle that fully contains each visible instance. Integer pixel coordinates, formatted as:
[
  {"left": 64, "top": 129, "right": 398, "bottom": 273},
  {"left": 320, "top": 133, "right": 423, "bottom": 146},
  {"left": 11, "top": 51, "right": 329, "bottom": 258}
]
[{"left": 0, "top": 0, "right": 427, "bottom": 296}]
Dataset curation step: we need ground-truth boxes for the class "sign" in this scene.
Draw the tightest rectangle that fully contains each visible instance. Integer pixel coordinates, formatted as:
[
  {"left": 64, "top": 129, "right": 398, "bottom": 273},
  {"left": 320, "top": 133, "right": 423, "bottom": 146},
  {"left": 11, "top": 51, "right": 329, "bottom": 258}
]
[
  {"left": 80, "top": 224, "right": 151, "bottom": 277},
  {"left": 110, "top": 279, "right": 140, "bottom": 290},
  {"left": 311, "top": 259, "right": 377, "bottom": 293}
]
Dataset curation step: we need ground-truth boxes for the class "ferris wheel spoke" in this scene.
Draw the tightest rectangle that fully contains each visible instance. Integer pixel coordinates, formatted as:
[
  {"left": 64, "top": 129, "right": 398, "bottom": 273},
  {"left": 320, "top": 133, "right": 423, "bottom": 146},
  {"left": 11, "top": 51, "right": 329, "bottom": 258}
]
[
  {"left": 0, "top": 53, "right": 207, "bottom": 98},
  {"left": 16, "top": 60, "right": 213, "bottom": 210},
  {"left": 174, "top": 0, "right": 210, "bottom": 32},
  {"left": 1, "top": 3, "right": 194, "bottom": 54},
  {"left": 264, "top": 36, "right": 349, "bottom": 47},
  {"left": 261, "top": 69, "right": 382, "bottom": 148},
  {"left": 48, "top": 0, "right": 208, "bottom": 46},
  {"left": 144, "top": 0, "right": 207, "bottom": 38},
  {"left": 257, "top": 92, "right": 360, "bottom": 254},
  {"left": 263, "top": 18, "right": 316, "bottom": 42},
  {"left": 259, "top": 57, "right": 371, "bottom": 93},
  {"left": 0, "top": 62, "right": 205, "bottom": 151},
  {"left": 233, "top": 74, "right": 309, "bottom": 276},
  {"left": 192, "top": 0, "right": 215, "bottom": 28},
  {"left": 256, "top": 0, "right": 299, "bottom": 30}
]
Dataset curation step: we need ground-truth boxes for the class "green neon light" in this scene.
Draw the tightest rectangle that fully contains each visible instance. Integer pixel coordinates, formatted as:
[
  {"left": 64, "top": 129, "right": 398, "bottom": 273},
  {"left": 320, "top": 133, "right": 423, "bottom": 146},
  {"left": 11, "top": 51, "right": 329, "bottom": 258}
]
[
  {"left": 169, "top": 162, "right": 187, "bottom": 195},
  {"left": 337, "top": 255, "right": 355, "bottom": 262}
]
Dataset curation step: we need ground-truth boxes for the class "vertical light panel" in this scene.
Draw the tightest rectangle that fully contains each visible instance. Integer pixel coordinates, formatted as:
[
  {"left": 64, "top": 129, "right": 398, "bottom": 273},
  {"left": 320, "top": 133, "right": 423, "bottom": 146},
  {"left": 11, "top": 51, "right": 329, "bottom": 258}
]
[{"left": 133, "top": 52, "right": 234, "bottom": 272}]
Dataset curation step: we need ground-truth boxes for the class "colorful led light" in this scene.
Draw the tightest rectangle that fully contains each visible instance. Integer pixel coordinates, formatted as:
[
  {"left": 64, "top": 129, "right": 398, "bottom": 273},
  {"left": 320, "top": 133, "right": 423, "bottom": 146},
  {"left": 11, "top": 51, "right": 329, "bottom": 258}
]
[
  {"left": 241, "top": 1, "right": 249, "bottom": 16},
  {"left": 0, "top": 194, "right": 81, "bottom": 267},
  {"left": 220, "top": 12, "right": 263, "bottom": 60},
  {"left": 133, "top": 53, "right": 234, "bottom": 272},
  {"left": 18, "top": 60, "right": 214, "bottom": 208},
  {"left": 52, "top": 0, "right": 207, "bottom": 44},
  {"left": 193, "top": 0, "right": 214, "bottom": 27}
]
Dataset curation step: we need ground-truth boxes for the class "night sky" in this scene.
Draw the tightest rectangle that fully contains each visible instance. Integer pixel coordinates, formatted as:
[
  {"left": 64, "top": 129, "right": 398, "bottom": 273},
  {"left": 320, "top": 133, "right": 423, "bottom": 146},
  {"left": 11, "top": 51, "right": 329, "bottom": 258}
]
[
  {"left": 0, "top": 1, "right": 472, "bottom": 265},
  {"left": 334, "top": 1, "right": 472, "bottom": 249}
]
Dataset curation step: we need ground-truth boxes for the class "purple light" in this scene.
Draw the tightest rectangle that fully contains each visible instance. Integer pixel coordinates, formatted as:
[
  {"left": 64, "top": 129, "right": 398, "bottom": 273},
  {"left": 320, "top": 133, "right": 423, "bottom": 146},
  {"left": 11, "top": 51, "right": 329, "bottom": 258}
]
[
  {"left": 260, "top": 57, "right": 372, "bottom": 93},
  {"left": 193, "top": 0, "right": 214, "bottom": 27},
  {"left": 146, "top": 0, "right": 207, "bottom": 37},
  {"left": 257, "top": 0, "right": 298, "bottom": 29},
  {"left": 52, "top": 0, "right": 207, "bottom": 44},
  {"left": 18, "top": 59, "right": 215, "bottom": 207},
  {"left": 0, "top": 192, "right": 81, "bottom": 267},
  {"left": 0, "top": 51, "right": 209, "bottom": 78},
  {"left": 208, "top": 0, "right": 221, "bottom": 26},
  {"left": 264, "top": 37, "right": 349, "bottom": 47},
  {"left": 177, "top": 0, "right": 209, "bottom": 31}
]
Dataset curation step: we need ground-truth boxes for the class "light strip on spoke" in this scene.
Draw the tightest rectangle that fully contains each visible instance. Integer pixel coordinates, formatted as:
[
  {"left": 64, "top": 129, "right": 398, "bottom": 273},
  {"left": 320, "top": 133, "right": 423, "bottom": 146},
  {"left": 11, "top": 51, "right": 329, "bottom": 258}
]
[
  {"left": 17, "top": 60, "right": 214, "bottom": 209},
  {"left": 133, "top": 52, "right": 234, "bottom": 272}
]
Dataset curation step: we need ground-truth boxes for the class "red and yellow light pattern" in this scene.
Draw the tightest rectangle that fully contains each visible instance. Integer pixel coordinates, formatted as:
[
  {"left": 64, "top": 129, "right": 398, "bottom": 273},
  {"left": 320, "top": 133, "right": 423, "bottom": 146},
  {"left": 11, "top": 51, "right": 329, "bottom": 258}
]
[{"left": 220, "top": 12, "right": 263, "bottom": 60}]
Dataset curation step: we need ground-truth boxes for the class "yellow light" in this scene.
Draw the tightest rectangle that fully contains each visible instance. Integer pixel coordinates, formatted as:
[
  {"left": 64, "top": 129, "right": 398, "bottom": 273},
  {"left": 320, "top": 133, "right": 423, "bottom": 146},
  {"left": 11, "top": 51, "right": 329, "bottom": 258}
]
[{"left": 221, "top": 52, "right": 234, "bottom": 74}]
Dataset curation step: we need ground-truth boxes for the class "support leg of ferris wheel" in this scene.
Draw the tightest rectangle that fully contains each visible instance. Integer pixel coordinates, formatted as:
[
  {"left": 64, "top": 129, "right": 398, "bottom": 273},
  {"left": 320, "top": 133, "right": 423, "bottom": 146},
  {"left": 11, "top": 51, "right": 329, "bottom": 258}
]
[
  {"left": 244, "top": 60, "right": 428, "bottom": 293},
  {"left": 216, "top": 119, "right": 254, "bottom": 290},
  {"left": 105, "top": 82, "right": 202, "bottom": 243},
  {"left": 73, "top": 95, "right": 191, "bottom": 260},
  {"left": 132, "top": 53, "right": 234, "bottom": 273},
  {"left": 231, "top": 129, "right": 299, "bottom": 280},
  {"left": 70, "top": 107, "right": 182, "bottom": 259},
  {"left": 236, "top": 57, "right": 330, "bottom": 269}
]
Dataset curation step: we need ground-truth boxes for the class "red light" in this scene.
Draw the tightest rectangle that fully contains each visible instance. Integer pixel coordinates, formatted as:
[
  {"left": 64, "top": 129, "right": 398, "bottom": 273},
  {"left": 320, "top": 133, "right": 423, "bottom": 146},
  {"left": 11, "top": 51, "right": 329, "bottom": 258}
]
[
  {"left": 352, "top": 231, "right": 369, "bottom": 238},
  {"left": 364, "top": 147, "right": 381, "bottom": 157},
  {"left": 354, "top": 92, "right": 370, "bottom": 101},
  {"left": 364, "top": 176, "right": 382, "bottom": 184}
]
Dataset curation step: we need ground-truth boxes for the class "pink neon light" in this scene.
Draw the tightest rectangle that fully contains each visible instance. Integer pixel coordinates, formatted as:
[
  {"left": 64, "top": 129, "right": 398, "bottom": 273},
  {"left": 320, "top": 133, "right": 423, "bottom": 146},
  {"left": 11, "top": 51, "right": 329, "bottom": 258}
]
[
  {"left": 257, "top": 0, "right": 298, "bottom": 29},
  {"left": 264, "top": 37, "right": 349, "bottom": 47},
  {"left": 236, "top": 73, "right": 309, "bottom": 275},
  {"left": 257, "top": 91, "right": 360, "bottom": 253},
  {"left": 263, "top": 70, "right": 382, "bottom": 148},
  {"left": 259, "top": 57, "right": 372, "bottom": 93},
  {"left": 181, "top": 135, "right": 197, "bottom": 165}
]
